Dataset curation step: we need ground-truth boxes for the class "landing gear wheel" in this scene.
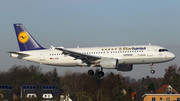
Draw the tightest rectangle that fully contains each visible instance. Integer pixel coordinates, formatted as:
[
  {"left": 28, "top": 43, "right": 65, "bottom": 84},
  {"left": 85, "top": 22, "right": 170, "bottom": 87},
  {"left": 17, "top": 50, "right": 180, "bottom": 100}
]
[
  {"left": 98, "top": 71, "right": 104, "bottom": 77},
  {"left": 150, "top": 70, "right": 155, "bottom": 74},
  {"left": 88, "top": 70, "right": 94, "bottom": 75}
]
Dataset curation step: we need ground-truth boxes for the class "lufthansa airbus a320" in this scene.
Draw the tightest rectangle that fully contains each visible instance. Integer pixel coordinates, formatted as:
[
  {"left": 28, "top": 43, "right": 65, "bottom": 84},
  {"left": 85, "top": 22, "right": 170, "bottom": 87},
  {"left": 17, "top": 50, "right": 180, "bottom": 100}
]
[{"left": 7, "top": 24, "right": 175, "bottom": 77}]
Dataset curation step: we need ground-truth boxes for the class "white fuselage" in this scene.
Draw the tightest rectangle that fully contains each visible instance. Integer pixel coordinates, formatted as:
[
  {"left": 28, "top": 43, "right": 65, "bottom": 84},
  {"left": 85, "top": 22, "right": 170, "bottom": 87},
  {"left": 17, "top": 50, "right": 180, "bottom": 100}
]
[{"left": 10, "top": 45, "right": 175, "bottom": 67}]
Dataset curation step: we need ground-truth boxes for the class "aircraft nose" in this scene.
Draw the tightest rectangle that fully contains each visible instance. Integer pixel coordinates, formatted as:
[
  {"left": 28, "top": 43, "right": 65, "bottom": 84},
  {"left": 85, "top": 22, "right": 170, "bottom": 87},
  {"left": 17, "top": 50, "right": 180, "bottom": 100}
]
[{"left": 169, "top": 52, "right": 175, "bottom": 60}]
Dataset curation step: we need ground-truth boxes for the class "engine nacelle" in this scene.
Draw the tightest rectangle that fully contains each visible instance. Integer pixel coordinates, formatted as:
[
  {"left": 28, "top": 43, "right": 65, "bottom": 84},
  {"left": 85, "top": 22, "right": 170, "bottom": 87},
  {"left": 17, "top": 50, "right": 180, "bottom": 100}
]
[
  {"left": 116, "top": 64, "right": 133, "bottom": 71},
  {"left": 100, "top": 59, "right": 119, "bottom": 69}
]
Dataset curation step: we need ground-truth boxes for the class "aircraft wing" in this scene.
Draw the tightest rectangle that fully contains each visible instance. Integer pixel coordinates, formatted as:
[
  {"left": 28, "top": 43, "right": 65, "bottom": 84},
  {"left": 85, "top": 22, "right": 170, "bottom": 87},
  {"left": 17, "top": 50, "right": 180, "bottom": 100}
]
[
  {"left": 55, "top": 47, "right": 101, "bottom": 65},
  {"left": 6, "top": 51, "right": 30, "bottom": 56}
]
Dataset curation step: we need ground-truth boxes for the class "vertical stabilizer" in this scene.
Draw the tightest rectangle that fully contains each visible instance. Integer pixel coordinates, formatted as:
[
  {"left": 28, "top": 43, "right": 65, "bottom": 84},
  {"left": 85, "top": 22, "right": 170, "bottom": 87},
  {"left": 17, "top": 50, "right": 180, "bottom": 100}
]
[{"left": 14, "top": 23, "right": 45, "bottom": 51}]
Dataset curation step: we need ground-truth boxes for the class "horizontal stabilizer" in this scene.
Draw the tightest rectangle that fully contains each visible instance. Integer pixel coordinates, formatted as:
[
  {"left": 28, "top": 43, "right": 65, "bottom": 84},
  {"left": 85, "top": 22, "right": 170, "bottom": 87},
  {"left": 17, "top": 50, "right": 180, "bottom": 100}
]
[{"left": 6, "top": 51, "right": 30, "bottom": 56}]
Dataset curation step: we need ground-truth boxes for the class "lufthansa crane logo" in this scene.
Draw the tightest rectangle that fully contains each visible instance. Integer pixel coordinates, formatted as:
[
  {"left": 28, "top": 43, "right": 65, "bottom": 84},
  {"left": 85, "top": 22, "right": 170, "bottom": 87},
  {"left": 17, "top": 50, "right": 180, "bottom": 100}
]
[{"left": 18, "top": 31, "right": 29, "bottom": 43}]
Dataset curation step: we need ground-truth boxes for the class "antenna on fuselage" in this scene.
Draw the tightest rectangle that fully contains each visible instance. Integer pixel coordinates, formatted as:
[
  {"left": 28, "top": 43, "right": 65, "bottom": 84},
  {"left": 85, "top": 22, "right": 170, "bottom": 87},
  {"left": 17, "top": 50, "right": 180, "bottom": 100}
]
[{"left": 149, "top": 43, "right": 151, "bottom": 45}]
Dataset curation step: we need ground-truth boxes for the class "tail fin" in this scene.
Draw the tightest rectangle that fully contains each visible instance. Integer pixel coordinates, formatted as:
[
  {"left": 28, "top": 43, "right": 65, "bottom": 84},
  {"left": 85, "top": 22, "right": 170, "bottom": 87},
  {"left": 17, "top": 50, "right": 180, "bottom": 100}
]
[{"left": 14, "top": 23, "right": 45, "bottom": 51}]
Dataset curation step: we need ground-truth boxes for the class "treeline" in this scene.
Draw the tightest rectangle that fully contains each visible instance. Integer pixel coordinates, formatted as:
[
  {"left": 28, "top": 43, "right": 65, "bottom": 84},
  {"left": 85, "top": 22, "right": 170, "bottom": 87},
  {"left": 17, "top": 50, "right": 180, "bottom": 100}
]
[
  {"left": 0, "top": 64, "right": 180, "bottom": 101},
  {"left": 0, "top": 65, "right": 59, "bottom": 96}
]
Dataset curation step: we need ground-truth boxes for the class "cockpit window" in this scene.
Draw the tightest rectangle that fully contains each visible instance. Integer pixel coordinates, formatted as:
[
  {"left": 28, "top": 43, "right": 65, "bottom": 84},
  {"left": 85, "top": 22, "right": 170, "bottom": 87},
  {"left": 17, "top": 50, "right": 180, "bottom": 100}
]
[{"left": 159, "top": 49, "right": 169, "bottom": 52}]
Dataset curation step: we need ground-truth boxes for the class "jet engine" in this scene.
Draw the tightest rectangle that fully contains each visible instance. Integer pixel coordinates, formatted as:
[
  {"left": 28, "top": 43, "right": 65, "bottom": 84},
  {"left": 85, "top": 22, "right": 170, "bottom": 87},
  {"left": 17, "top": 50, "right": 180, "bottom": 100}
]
[
  {"left": 116, "top": 64, "right": 133, "bottom": 71},
  {"left": 100, "top": 59, "right": 119, "bottom": 69}
]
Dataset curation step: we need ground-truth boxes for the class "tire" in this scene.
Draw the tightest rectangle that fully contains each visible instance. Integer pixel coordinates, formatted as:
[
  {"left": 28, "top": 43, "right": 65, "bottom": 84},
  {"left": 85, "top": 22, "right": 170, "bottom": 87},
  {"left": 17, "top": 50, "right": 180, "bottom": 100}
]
[
  {"left": 98, "top": 71, "right": 104, "bottom": 77},
  {"left": 150, "top": 70, "right": 155, "bottom": 74},
  {"left": 88, "top": 70, "right": 94, "bottom": 75}
]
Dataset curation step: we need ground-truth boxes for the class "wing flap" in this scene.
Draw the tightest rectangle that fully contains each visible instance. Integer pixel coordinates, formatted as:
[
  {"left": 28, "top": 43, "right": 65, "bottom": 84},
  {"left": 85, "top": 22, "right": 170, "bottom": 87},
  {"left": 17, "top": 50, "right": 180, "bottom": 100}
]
[{"left": 55, "top": 47, "right": 101, "bottom": 64}]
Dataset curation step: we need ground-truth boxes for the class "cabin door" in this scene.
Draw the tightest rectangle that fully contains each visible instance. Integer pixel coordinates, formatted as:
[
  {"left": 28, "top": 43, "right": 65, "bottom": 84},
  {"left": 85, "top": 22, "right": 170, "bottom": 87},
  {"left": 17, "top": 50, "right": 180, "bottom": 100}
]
[
  {"left": 40, "top": 52, "right": 45, "bottom": 61},
  {"left": 147, "top": 46, "right": 153, "bottom": 56}
]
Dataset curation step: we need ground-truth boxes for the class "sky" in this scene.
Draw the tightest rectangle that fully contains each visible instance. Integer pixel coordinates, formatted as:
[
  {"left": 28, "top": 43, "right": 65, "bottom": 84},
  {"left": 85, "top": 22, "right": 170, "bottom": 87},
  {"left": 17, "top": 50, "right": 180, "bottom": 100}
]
[{"left": 0, "top": 0, "right": 180, "bottom": 80}]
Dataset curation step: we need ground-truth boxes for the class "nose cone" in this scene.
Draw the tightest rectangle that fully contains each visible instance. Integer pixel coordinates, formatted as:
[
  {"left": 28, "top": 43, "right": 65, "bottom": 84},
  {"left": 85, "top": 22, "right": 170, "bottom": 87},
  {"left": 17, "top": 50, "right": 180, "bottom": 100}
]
[{"left": 169, "top": 52, "right": 175, "bottom": 60}]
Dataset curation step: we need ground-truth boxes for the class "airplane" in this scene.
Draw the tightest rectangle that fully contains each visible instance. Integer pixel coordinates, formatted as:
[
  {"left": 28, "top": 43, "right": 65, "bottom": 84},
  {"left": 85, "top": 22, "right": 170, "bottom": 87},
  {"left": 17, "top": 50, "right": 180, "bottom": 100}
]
[{"left": 7, "top": 23, "right": 175, "bottom": 77}]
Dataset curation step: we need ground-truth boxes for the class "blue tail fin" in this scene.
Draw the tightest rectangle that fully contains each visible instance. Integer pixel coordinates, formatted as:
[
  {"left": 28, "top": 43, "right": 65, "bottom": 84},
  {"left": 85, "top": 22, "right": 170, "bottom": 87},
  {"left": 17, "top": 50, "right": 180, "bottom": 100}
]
[{"left": 14, "top": 23, "right": 45, "bottom": 51}]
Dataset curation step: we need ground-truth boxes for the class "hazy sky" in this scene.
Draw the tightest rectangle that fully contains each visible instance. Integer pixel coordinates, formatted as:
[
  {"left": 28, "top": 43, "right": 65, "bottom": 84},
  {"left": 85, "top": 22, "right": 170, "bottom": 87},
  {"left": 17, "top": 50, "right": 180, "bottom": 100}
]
[{"left": 0, "top": 0, "right": 180, "bottom": 80}]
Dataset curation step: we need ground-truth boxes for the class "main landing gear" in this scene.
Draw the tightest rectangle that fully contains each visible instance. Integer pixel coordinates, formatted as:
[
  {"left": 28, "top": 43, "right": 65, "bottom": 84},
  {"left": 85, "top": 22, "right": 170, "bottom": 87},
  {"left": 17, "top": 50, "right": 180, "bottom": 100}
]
[
  {"left": 150, "top": 63, "right": 155, "bottom": 74},
  {"left": 87, "top": 67, "right": 104, "bottom": 77},
  {"left": 88, "top": 65, "right": 95, "bottom": 75},
  {"left": 98, "top": 68, "right": 104, "bottom": 77},
  {"left": 88, "top": 69, "right": 94, "bottom": 75}
]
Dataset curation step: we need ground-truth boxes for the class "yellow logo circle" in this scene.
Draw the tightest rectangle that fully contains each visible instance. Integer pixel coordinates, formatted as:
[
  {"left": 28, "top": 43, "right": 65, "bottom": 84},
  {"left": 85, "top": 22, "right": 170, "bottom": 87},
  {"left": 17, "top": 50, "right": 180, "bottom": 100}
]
[{"left": 18, "top": 31, "right": 29, "bottom": 43}]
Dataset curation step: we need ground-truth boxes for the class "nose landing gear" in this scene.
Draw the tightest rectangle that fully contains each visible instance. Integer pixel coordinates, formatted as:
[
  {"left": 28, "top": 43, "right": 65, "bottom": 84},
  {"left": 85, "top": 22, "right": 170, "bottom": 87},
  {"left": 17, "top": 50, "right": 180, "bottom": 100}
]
[
  {"left": 151, "top": 70, "right": 155, "bottom": 74},
  {"left": 150, "top": 63, "right": 155, "bottom": 74}
]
